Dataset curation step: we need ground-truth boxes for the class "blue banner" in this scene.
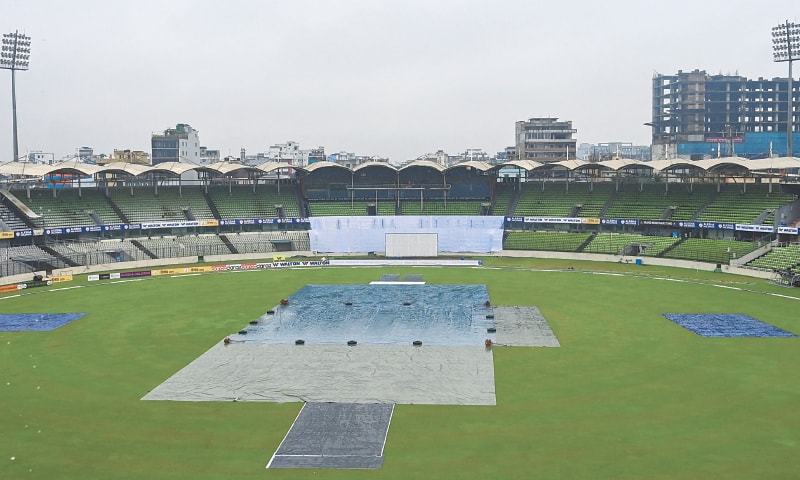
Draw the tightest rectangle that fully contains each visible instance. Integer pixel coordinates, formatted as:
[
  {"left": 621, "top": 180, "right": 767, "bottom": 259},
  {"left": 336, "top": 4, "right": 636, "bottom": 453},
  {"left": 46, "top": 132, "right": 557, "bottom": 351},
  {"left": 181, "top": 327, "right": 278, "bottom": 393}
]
[
  {"left": 676, "top": 221, "right": 736, "bottom": 230},
  {"left": 601, "top": 219, "right": 639, "bottom": 226},
  {"left": 46, "top": 224, "right": 131, "bottom": 235},
  {"left": 219, "top": 217, "right": 310, "bottom": 226},
  {"left": 40, "top": 218, "right": 310, "bottom": 235}
]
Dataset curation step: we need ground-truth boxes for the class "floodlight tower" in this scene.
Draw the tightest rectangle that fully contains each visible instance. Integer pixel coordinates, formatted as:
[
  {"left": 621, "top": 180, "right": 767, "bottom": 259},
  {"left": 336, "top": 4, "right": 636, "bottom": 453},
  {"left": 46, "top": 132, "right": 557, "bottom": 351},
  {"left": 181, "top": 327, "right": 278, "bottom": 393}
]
[
  {"left": 772, "top": 21, "right": 800, "bottom": 156},
  {"left": 0, "top": 31, "right": 31, "bottom": 163}
]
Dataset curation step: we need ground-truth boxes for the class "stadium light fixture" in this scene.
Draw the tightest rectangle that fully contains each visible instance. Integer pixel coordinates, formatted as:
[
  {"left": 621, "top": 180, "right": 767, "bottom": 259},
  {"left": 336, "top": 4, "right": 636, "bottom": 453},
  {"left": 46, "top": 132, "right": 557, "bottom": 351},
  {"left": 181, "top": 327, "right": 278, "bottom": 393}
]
[
  {"left": 772, "top": 21, "right": 800, "bottom": 156},
  {"left": 1, "top": 31, "right": 31, "bottom": 163}
]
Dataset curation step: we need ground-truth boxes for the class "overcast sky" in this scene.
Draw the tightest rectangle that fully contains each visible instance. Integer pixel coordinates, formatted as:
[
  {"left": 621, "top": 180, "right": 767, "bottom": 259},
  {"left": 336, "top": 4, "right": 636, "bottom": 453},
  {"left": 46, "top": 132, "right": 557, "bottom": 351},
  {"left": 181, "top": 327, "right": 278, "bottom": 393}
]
[{"left": 1, "top": 0, "right": 798, "bottom": 163}]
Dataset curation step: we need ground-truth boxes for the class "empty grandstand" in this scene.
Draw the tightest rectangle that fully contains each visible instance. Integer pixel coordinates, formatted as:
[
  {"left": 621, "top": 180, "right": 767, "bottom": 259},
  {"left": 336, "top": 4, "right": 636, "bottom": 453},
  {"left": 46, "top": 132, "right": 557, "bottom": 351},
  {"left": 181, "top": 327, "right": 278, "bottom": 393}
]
[{"left": 3, "top": 156, "right": 800, "bottom": 281}]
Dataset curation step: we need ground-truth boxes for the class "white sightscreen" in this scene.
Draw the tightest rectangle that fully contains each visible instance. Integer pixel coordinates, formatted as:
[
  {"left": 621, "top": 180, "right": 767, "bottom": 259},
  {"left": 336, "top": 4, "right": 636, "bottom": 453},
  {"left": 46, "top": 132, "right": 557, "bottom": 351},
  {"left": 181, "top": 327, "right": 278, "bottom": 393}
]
[
  {"left": 385, "top": 233, "right": 438, "bottom": 257},
  {"left": 308, "top": 216, "right": 504, "bottom": 254}
]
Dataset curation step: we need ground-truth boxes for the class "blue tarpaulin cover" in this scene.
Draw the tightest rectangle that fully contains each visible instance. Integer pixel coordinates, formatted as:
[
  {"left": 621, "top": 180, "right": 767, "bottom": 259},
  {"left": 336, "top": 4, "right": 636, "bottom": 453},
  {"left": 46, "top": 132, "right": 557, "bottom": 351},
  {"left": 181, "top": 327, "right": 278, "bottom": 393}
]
[
  {"left": 662, "top": 313, "right": 797, "bottom": 337},
  {"left": 0, "top": 313, "right": 88, "bottom": 332}
]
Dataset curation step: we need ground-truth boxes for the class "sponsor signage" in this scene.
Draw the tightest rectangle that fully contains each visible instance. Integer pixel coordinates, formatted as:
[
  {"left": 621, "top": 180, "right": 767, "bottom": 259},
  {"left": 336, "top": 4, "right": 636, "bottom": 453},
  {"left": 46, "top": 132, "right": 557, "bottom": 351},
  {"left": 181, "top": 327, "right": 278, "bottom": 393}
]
[
  {"left": 218, "top": 217, "right": 310, "bottom": 226},
  {"left": 778, "top": 227, "right": 799, "bottom": 235},
  {"left": 22, "top": 218, "right": 311, "bottom": 236},
  {"left": 212, "top": 260, "right": 330, "bottom": 271},
  {"left": 735, "top": 224, "right": 775, "bottom": 233},
  {"left": 153, "top": 266, "right": 213, "bottom": 275},
  {"left": 49, "top": 275, "right": 73, "bottom": 283},
  {"left": 0, "top": 284, "right": 24, "bottom": 293},
  {"left": 524, "top": 217, "right": 582, "bottom": 224},
  {"left": 639, "top": 220, "right": 675, "bottom": 227},
  {"left": 0, "top": 231, "right": 14, "bottom": 239},
  {"left": 601, "top": 219, "right": 639, "bottom": 226},
  {"left": 705, "top": 137, "right": 744, "bottom": 143},
  {"left": 103, "top": 224, "right": 128, "bottom": 231},
  {"left": 88, "top": 261, "right": 328, "bottom": 281},
  {"left": 140, "top": 220, "right": 202, "bottom": 229},
  {"left": 119, "top": 270, "right": 151, "bottom": 278},
  {"left": 88, "top": 273, "right": 113, "bottom": 281},
  {"left": 0, "top": 276, "right": 71, "bottom": 289},
  {"left": 46, "top": 224, "right": 130, "bottom": 235},
  {"left": 676, "top": 221, "right": 736, "bottom": 230}
]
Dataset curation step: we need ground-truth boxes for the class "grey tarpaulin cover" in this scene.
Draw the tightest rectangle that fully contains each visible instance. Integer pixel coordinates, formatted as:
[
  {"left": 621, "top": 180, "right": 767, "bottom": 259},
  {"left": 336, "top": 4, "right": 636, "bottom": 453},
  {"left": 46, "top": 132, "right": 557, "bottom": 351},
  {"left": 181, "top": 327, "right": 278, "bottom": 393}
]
[{"left": 143, "top": 343, "right": 496, "bottom": 405}]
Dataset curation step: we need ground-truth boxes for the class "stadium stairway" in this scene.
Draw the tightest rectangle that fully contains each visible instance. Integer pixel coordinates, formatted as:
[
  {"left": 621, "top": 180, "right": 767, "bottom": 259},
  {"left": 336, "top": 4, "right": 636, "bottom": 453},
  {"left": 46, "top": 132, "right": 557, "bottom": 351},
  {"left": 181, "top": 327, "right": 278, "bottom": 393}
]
[
  {"left": 732, "top": 242, "right": 772, "bottom": 266},
  {"left": 37, "top": 244, "right": 81, "bottom": 268},
  {"left": 129, "top": 239, "right": 158, "bottom": 259},
  {"left": 597, "top": 190, "right": 617, "bottom": 218},
  {"left": 657, "top": 237, "right": 684, "bottom": 257},
  {"left": 88, "top": 211, "right": 105, "bottom": 225},
  {"left": 202, "top": 191, "right": 222, "bottom": 220},
  {"left": 492, "top": 186, "right": 520, "bottom": 216},
  {"left": 576, "top": 233, "right": 596, "bottom": 252},
  {"left": 219, "top": 235, "right": 239, "bottom": 254},
  {"left": 689, "top": 190, "right": 720, "bottom": 221},
  {"left": 0, "top": 191, "right": 38, "bottom": 229},
  {"left": 104, "top": 195, "right": 131, "bottom": 224},
  {"left": 292, "top": 187, "right": 305, "bottom": 217},
  {"left": 505, "top": 189, "right": 521, "bottom": 215},
  {"left": 753, "top": 209, "right": 772, "bottom": 225}
]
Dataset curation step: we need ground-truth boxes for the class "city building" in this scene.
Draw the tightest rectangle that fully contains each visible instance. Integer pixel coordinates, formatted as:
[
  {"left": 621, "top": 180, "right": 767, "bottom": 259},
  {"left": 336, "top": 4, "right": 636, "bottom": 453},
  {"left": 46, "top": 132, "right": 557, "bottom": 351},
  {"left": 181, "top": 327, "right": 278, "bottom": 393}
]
[
  {"left": 577, "top": 142, "right": 651, "bottom": 161},
  {"left": 26, "top": 151, "right": 55, "bottom": 164},
  {"left": 199, "top": 146, "right": 220, "bottom": 164},
  {"left": 268, "top": 141, "right": 305, "bottom": 168},
  {"left": 151, "top": 123, "right": 201, "bottom": 165},
  {"left": 102, "top": 149, "right": 150, "bottom": 165},
  {"left": 515, "top": 117, "right": 577, "bottom": 162},
  {"left": 328, "top": 151, "right": 388, "bottom": 168},
  {"left": 650, "top": 69, "right": 800, "bottom": 159},
  {"left": 307, "top": 147, "right": 326, "bottom": 165},
  {"left": 78, "top": 146, "right": 93, "bottom": 162},
  {"left": 450, "top": 149, "right": 494, "bottom": 166},
  {"left": 497, "top": 146, "right": 516, "bottom": 163},
  {"left": 415, "top": 150, "right": 450, "bottom": 166}
]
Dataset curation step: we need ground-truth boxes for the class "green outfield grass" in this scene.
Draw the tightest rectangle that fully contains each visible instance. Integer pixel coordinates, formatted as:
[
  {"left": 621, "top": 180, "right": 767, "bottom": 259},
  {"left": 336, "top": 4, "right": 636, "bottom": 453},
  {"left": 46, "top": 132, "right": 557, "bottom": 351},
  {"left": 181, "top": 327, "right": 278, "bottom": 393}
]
[{"left": 1, "top": 258, "right": 799, "bottom": 479}]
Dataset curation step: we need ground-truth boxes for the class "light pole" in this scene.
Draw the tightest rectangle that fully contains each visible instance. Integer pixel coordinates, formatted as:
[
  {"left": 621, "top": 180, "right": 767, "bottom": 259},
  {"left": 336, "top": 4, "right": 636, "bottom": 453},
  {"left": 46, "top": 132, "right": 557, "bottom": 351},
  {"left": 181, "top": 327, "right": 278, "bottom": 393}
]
[
  {"left": 772, "top": 21, "right": 800, "bottom": 156},
  {"left": 1, "top": 31, "right": 31, "bottom": 163}
]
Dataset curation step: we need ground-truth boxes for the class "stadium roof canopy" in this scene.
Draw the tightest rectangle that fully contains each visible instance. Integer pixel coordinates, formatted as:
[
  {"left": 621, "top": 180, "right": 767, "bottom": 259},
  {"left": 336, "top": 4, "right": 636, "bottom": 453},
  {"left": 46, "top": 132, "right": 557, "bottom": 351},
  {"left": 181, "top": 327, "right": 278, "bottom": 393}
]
[
  {"left": 296, "top": 160, "right": 493, "bottom": 176},
  {"left": 399, "top": 159, "right": 447, "bottom": 172},
  {"left": 94, "top": 162, "right": 152, "bottom": 177},
  {"left": 596, "top": 158, "right": 651, "bottom": 171},
  {"left": 489, "top": 156, "right": 800, "bottom": 174},
  {"left": 352, "top": 161, "right": 398, "bottom": 174},
  {"left": 445, "top": 161, "right": 495, "bottom": 172},
  {"left": 3, "top": 156, "right": 800, "bottom": 180},
  {"left": 297, "top": 161, "right": 351, "bottom": 174},
  {"left": 492, "top": 160, "right": 544, "bottom": 171},
  {"left": 140, "top": 161, "right": 197, "bottom": 176},
  {"left": 745, "top": 156, "right": 800, "bottom": 171},
  {"left": 0, "top": 161, "right": 55, "bottom": 177}
]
